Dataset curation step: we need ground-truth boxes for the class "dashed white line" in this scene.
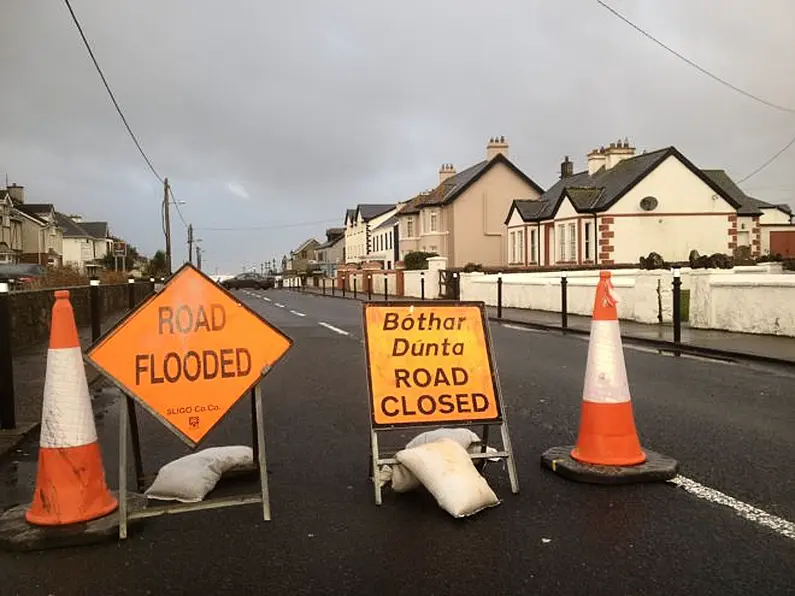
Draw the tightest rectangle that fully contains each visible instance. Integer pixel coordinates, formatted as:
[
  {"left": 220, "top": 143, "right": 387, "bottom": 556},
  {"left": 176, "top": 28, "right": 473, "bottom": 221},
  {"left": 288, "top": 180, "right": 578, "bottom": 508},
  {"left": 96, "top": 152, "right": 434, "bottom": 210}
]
[
  {"left": 275, "top": 303, "right": 285, "bottom": 308},
  {"left": 290, "top": 310, "right": 306, "bottom": 317},
  {"left": 262, "top": 296, "right": 271, "bottom": 302},
  {"left": 318, "top": 322, "right": 350, "bottom": 336},
  {"left": 668, "top": 475, "right": 795, "bottom": 541},
  {"left": 502, "top": 323, "right": 545, "bottom": 334}
]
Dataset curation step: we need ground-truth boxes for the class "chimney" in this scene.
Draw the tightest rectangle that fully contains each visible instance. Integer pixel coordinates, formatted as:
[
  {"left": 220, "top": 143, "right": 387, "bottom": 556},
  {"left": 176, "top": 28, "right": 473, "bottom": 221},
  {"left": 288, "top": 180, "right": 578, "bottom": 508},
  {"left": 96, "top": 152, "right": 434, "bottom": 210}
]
[
  {"left": 560, "top": 156, "right": 574, "bottom": 179},
  {"left": 604, "top": 137, "right": 635, "bottom": 169},
  {"left": 69, "top": 213, "right": 83, "bottom": 223},
  {"left": 486, "top": 136, "right": 509, "bottom": 160},
  {"left": 587, "top": 147, "right": 607, "bottom": 175},
  {"left": 439, "top": 163, "right": 457, "bottom": 183},
  {"left": 6, "top": 183, "right": 24, "bottom": 204}
]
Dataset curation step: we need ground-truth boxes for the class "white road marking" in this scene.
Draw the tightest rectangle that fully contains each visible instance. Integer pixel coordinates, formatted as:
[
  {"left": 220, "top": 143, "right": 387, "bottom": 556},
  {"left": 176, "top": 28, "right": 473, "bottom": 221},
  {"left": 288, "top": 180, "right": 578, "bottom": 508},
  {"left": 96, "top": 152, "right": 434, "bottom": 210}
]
[
  {"left": 318, "top": 322, "right": 350, "bottom": 336},
  {"left": 290, "top": 310, "right": 306, "bottom": 317},
  {"left": 262, "top": 296, "right": 271, "bottom": 302},
  {"left": 275, "top": 303, "right": 285, "bottom": 308},
  {"left": 668, "top": 475, "right": 795, "bottom": 541},
  {"left": 502, "top": 323, "right": 545, "bottom": 334}
]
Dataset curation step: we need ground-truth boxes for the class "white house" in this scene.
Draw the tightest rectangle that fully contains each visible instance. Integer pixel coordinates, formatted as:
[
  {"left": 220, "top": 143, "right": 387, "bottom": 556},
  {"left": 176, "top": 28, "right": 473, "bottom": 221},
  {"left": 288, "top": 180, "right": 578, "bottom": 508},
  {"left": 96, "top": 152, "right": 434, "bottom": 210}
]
[
  {"left": 314, "top": 227, "right": 345, "bottom": 276},
  {"left": 344, "top": 204, "right": 397, "bottom": 264},
  {"left": 55, "top": 213, "right": 112, "bottom": 274},
  {"left": 368, "top": 213, "right": 400, "bottom": 269},
  {"left": 504, "top": 140, "right": 792, "bottom": 266}
]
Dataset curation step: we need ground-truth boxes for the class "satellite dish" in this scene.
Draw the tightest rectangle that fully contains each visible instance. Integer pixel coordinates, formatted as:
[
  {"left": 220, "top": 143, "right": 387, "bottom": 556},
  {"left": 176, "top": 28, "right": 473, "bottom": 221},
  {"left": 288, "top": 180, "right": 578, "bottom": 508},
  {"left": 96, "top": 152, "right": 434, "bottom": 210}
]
[{"left": 640, "top": 196, "right": 658, "bottom": 211}]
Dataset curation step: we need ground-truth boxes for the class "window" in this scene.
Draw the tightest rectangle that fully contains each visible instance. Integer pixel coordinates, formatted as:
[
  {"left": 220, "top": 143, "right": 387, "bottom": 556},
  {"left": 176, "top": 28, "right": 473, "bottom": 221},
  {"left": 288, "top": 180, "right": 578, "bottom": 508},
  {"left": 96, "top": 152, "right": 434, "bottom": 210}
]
[
  {"left": 517, "top": 229, "right": 525, "bottom": 264},
  {"left": 430, "top": 211, "right": 438, "bottom": 232},
  {"left": 530, "top": 229, "right": 537, "bottom": 263},
  {"left": 388, "top": 233, "right": 392, "bottom": 250},
  {"left": 510, "top": 232, "right": 516, "bottom": 263},
  {"left": 584, "top": 222, "right": 592, "bottom": 261},
  {"left": 407, "top": 219, "right": 414, "bottom": 237},
  {"left": 558, "top": 225, "right": 566, "bottom": 262},
  {"left": 568, "top": 223, "right": 576, "bottom": 262}
]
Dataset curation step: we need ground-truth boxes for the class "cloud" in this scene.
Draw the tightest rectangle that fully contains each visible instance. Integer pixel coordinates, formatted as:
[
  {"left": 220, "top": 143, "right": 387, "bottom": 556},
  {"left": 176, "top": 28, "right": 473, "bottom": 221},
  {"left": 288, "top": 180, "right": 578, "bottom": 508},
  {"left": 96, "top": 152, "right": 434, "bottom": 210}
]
[
  {"left": 1, "top": 0, "right": 793, "bottom": 272},
  {"left": 226, "top": 182, "right": 250, "bottom": 200}
]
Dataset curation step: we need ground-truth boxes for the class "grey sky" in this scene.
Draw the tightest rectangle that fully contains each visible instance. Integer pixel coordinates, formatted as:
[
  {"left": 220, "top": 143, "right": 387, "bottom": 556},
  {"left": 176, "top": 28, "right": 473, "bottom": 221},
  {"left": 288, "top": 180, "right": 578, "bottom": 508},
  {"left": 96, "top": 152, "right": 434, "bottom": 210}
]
[{"left": 2, "top": 0, "right": 793, "bottom": 273}]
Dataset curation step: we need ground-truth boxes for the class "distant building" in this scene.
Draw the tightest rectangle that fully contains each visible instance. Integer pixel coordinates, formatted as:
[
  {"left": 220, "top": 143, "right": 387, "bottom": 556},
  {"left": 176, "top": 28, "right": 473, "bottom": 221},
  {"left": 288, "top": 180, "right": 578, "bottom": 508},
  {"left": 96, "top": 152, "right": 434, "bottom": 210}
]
[
  {"left": 314, "top": 228, "right": 345, "bottom": 276},
  {"left": 344, "top": 204, "right": 397, "bottom": 264}
]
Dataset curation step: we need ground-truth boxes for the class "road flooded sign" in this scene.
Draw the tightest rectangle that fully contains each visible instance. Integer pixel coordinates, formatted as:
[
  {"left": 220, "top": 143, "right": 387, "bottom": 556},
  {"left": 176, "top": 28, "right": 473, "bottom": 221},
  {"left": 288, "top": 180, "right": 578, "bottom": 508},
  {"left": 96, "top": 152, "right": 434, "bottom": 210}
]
[
  {"left": 87, "top": 263, "right": 292, "bottom": 446},
  {"left": 362, "top": 302, "right": 502, "bottom": 428}
]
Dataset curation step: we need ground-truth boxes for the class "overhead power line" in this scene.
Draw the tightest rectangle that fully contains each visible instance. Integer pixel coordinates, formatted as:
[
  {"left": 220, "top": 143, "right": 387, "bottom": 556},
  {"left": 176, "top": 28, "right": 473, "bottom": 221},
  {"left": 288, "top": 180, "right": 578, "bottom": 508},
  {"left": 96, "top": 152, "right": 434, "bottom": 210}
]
[
  {"left": 197, "top": 218, "right": 342, "bottom": 232},
  {"left": 596, "top": 1, "right": 795, "bottom": 115},
  {"left": 63, "top": 0, "right": 165, "bottom": 181},
  {"left": 736, "top": 131, "right": 795, "bottom": 184}
]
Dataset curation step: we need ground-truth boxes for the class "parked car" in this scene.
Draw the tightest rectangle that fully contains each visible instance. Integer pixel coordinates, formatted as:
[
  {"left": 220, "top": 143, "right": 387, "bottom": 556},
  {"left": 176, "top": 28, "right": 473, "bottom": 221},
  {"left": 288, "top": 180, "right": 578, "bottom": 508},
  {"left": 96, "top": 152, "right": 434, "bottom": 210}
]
[
  {"left": 220, "top": 272, "right": 274, "bottom": 290},
  {"left": 0, "top": 264, "right": 46, "bottom": 289}
]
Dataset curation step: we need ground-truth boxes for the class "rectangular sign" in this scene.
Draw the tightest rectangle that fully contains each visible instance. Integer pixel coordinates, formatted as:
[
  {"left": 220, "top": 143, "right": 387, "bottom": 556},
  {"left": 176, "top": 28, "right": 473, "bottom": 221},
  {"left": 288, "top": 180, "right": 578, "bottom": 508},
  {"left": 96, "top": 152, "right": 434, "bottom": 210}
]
[
  {"left": 87, "top": 263, "right": 292, "bottom": 446},
  {"left": 362, "top": 301, "right": 502, "bottom": 428},
  {"left": 113, "top": 241, "right": 127, "bottom": 257}
]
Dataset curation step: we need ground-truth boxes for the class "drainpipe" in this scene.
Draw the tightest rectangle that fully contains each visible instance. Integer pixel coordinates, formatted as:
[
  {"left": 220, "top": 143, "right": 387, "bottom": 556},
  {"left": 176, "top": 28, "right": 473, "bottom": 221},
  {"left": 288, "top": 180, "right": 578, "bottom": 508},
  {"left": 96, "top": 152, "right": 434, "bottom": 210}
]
[{"left": 593, "top": 213, "right": 598, "bottom": 266}]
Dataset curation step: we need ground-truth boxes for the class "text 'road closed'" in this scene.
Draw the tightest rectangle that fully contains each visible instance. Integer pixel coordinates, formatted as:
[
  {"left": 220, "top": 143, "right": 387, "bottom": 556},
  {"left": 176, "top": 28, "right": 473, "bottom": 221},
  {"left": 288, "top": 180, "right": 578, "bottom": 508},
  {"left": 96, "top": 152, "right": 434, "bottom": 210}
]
[{"left": 363, "top": 304, "right": 501, "bottom": 426}]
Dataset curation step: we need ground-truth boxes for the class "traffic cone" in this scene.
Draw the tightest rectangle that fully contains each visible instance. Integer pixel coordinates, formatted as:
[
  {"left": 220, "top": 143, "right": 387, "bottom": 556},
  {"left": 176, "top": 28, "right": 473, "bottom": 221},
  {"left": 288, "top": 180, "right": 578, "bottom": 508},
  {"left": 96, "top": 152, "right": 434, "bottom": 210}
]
[
  {"left": 25, "top": 290, "right": 118, "bottom": 526},
  {"left": 570, "top": 271, "right": 646, "bottom": 466}
]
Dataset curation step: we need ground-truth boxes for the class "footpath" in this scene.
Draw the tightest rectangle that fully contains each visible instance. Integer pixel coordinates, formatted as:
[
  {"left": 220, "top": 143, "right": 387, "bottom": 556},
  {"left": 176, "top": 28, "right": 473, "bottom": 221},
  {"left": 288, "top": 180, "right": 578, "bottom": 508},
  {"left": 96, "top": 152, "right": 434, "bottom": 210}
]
[
  {"left": 297, "top": 286, "right": 795, "bottom": 365},
  {"left": 1, "top": 311, "right": 126, "bottom": 459}
]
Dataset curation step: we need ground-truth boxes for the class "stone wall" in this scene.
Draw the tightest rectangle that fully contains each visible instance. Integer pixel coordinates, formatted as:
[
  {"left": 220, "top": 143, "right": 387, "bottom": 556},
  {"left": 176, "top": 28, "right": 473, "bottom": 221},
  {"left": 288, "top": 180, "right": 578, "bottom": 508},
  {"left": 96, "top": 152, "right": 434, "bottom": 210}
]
[{"left": 9, "top": 282, "right": 154, "bottom": 348}]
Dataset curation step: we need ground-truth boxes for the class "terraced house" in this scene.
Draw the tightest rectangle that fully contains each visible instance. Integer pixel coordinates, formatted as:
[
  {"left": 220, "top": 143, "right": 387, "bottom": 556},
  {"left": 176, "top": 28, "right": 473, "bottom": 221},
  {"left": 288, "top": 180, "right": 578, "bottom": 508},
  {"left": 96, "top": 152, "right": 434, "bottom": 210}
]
[{"left": 505, "top": 140, "right": 794, "bottom": 267}]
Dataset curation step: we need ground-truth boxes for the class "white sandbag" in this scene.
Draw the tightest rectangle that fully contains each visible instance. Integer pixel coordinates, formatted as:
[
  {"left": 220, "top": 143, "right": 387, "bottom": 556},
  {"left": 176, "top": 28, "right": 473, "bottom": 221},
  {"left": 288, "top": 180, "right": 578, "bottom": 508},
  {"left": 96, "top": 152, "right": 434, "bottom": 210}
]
[
  {"left": 389, "top": 428, "right": 482, "bottom": 493},
  {"left": 145, "top": 446, "right": 254, "bottom": 503},
  {"left": 405, "top": 428, "right": 481, "bottom": 449},
  {"left": 396, "top": 439, "right": 500, "bottom": 518}
]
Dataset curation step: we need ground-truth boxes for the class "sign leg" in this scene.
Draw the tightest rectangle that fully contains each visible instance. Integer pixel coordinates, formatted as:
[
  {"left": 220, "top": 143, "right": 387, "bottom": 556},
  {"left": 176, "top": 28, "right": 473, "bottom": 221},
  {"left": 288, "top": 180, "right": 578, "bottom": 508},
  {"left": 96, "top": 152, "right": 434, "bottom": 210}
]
[
  {"left": 476, "top": 424, "right": 490, "bottom": 472},
  {"left": 126, "top": 396, "right": 145, "bottom": 493},
  {"left": 254, "top": 384, "right": 271, "bottom": 521},
  {"left": 118, "top": 393, "right": 129, "bottom": 540},
  {"left": 371, "top": 430, "right": 382, "bottom": 505},
  {"left": 500, "top": 423, "right": 520, "bottom": 494},
  {"left": 250, "top": 388, "right": 259, "bottom": 461}
]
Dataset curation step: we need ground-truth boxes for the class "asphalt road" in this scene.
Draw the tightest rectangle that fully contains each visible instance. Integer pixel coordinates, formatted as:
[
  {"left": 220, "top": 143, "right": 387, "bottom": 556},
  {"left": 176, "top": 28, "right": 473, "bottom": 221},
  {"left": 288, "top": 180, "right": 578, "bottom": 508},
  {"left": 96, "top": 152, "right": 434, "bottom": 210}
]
[{"left": 0, "top": 288, "right": 793, "bottom": 595}]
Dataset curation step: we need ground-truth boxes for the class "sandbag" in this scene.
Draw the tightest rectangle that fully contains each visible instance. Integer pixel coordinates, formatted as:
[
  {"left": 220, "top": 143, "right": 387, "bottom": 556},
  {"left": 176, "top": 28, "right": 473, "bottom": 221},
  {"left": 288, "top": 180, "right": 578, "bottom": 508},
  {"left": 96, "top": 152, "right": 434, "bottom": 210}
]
[
  {"left": 395, "top": 438, "right": 500, "bottom": 518},
  {"left": 145, "top": 446, "right": 253, "bottom": 503},
  {"left": 388, "top": 428, "right": 482, "bottom": 493}
]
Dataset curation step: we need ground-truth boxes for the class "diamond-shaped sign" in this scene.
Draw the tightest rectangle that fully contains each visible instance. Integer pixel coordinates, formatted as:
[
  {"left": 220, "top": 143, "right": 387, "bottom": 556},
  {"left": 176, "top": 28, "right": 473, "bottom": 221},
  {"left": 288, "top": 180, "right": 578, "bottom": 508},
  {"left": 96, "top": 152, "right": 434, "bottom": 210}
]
[{"left": 87, "top": 264, "right": 292, "bottom": 446}]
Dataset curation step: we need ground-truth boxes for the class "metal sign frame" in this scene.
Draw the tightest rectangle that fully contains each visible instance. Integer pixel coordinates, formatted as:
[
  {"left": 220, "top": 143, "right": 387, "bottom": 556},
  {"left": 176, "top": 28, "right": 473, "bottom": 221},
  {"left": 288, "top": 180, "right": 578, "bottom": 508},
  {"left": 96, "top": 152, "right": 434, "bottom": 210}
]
[
  {"left": 361, "top": 300, "right": 519, "bottom": 505},
  {"left": 84, "top": 262, "right": 292, "bottom": 539},
  {"left": 86, "top": 262, "right": 293, "bottom": 448}
]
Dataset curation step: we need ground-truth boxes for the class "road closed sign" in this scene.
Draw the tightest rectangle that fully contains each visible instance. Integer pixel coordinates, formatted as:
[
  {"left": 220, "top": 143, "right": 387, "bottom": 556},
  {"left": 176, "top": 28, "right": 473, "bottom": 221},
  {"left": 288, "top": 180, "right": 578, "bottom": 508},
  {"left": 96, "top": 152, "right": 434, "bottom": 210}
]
[
  {"left": 362, "top": 302, "right": 502, "bottom": 428},
  {"left": 87, "top": 264, "right": 292, "bottom": 446}
]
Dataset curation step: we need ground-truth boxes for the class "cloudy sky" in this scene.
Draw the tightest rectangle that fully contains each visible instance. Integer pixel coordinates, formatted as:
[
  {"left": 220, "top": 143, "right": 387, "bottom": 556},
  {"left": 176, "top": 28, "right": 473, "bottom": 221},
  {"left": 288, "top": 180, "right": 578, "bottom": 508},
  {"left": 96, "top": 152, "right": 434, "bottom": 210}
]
[{"left": 2, "top": 0, "right": 793, "bottom": 273}]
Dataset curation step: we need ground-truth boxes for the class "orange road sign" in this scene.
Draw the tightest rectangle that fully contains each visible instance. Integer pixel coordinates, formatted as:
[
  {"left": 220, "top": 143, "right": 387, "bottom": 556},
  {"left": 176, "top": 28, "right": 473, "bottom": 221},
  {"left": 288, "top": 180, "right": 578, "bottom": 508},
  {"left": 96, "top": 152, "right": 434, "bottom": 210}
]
[
  {"left": 362, "top": 301, "right": 502, "bottom": 428},
  {"left": 87, "top": 263, "right": 292, "bottom": 446}
]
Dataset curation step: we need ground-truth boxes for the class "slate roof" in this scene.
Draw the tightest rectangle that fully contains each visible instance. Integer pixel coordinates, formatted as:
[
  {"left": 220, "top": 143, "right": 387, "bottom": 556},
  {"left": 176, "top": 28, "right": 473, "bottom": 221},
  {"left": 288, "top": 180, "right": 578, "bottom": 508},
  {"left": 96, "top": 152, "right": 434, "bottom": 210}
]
[
  {"left": 356, "top": 204, "right": 396, "bottom": 221},
  {"left": 700, "top": 169, "right": 789, "bottom": 217},
  {"left": 373, "top": 214, "right": 399, "bottom": 231},
  {"left": 399, "top": 153, "right": 545, "bottom": 216},
  {"left": 77, "top": 221, "right": 110, "bottom": 238},
  {"left": 54, "top": 212, "right": 91, "bottom": 237},
  {"left": 345, "top": 209, "right": 356, "bottom": 224},
  {"left": 506, "top": 146, "right": 766, "bottom": 224}
]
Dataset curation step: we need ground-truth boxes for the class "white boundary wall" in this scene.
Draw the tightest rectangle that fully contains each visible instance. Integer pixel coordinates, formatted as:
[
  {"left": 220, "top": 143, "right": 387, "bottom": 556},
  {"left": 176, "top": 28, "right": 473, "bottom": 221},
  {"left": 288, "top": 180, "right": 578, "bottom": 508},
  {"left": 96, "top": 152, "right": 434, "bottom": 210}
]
[{"left": 458, "top": 263, "right": 794, "bottom": 335}]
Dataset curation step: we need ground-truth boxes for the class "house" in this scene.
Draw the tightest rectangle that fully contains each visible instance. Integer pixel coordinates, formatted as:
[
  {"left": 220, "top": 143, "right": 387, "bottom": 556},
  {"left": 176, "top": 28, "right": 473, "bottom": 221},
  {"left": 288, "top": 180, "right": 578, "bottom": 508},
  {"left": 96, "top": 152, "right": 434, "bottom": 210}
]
[
  {"left": 504, "top": 140, "right": 792, "bottom": 266},
  {"left": 344, "top": 204, "right": 397, "bottom": 264},
  {"left": 6, "top": 184, "right": 63, "bottom": 267},
  {"left": 369, "top": 213, "right": 400, "bottom": 269},
  {"left": 395, "top": 136, "right": 544, "bottom": 268},
  {"left": 0, "top": 189, "right": 24, "bottom": 264},
  {"left": 55, "top": 212, "right": 112, "bottom": 274},
  {"left": 314, "top": 228, "right": 345, "bottom": 276},
  {"left": 289, "top": 237, "right": 321, "bottom": 273}
]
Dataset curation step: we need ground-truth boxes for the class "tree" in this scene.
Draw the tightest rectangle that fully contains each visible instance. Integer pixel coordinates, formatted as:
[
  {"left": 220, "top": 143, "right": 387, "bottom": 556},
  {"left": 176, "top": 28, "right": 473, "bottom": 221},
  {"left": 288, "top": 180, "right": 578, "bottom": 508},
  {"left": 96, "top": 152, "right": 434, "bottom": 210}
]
[
  {"left": 404, "top": 251, "right": 438, "bottom": 270},
  {"left": 145, "top": 250, "right": 168, "bottom": 278}
]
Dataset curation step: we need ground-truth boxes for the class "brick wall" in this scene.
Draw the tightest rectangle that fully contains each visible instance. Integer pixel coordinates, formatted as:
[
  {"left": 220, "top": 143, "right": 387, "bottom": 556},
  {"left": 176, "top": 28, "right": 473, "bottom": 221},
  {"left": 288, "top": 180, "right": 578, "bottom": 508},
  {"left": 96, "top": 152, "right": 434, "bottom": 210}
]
[
  {"left": 8, "top": 282, "right": 153, "bottom": 348},
  {"left": 728, "top": 214, "right": 738, "bottom": 251}
]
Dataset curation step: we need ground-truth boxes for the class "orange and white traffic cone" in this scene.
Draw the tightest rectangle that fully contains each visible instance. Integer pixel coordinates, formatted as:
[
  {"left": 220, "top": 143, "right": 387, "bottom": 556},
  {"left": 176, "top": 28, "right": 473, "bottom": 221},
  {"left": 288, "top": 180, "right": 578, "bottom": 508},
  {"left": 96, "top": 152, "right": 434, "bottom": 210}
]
[
  {"left": 570, "top": 271, "right": 646, "bottom": 466},
  {"left": 25, "top": 290, "right": 118, "bottom": 526}
]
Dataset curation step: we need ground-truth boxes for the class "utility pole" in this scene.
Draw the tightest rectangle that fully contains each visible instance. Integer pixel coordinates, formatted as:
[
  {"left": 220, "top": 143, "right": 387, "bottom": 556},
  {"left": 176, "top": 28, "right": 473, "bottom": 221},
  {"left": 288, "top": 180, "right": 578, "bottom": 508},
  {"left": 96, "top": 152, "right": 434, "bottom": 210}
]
[
  {"left": 163, "top": 177, "right": 172, "bottom": 275},
  {"left": 187, "top": 223, "right": 194, "bottom": 265},
  {"left": 196, "top": 245, "right": 203, "bottom": 271}
]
